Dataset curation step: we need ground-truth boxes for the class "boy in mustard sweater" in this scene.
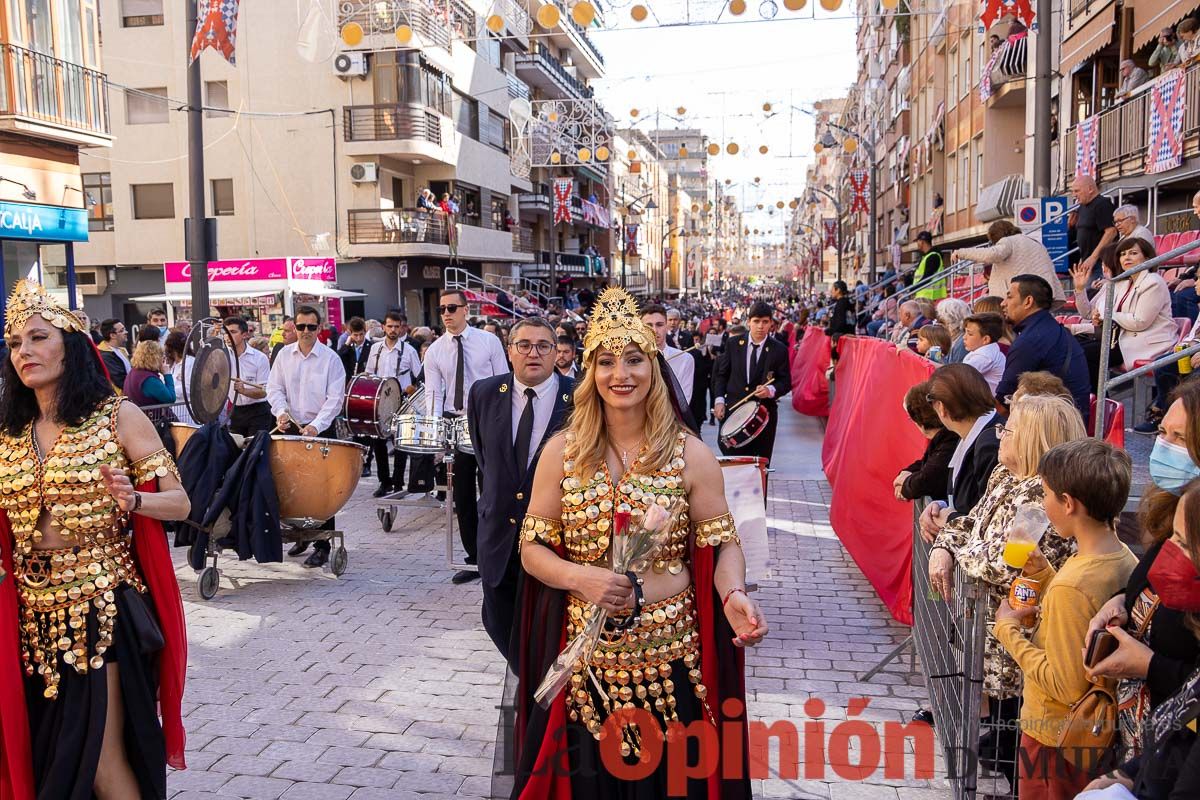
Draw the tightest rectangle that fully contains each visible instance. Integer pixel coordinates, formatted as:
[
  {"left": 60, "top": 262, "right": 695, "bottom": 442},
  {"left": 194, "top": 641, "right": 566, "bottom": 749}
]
[{"left": 994, "top": 438, "right": 1139, "bottom": 800}]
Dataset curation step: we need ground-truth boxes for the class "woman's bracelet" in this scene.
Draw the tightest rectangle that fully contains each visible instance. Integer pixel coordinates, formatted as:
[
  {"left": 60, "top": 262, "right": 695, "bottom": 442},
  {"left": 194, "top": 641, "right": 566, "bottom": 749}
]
[{"left": 723, "top": 587, "right": 747, "bottom": 608}]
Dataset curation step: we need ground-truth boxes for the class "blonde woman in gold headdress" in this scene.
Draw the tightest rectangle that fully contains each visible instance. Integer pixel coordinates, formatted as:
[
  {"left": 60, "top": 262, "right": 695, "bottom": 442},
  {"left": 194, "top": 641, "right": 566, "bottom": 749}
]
[
  {"left": 503, "top": 288, "right": 765, "bottom": 800},
  {"left": 0, "top": 281, "right": 190, "bottom": 799}
]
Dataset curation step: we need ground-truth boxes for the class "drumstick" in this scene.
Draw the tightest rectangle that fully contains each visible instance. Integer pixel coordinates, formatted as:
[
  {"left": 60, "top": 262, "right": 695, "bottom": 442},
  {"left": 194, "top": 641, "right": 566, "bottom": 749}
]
[
  {"left": 666, "top": 344, "right": 700, "bottom": 360},
  {"left": 233, "top": 378, "right": 266, "bottom": 390},
  {"left": 727, "top": 377, "right": 775, "bottom": 413}
]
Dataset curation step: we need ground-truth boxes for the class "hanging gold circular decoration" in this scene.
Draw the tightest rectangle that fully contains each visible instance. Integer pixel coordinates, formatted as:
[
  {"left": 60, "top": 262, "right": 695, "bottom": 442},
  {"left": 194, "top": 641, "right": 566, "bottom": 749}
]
[
  {"left": 677, "top": 106, "right": 687, "bottom": 115},
  {"left": 729, "top": 0, "right": 747, "bottom": 15},
  {"left": 881, "top": 0, "right": 898, "bottom": 7},
  {"left": 783, "top": 0, "right": 806, "bottom": 10},
  {"left": 537, "top": 3, "right": 561, "bottom": 28},
  {"left": 395, "top": 24, "right": 414, "bottom": 44},
  {"left": 756, "top": 204, "right": 764, "bottom": 210},
  {"left": 705, "top": 201, "right": 713, "bottom": 211},
  {"left": 818, "top": 0, "right": 841, "bottom": 10},
  {"left": 776, "top": 201, "right": 785, "bottom": 209},
  {"left": 631, "top": 4, "right": 649, "bottom": 22},
  {"left": 788, "top": 199, "right": 799, "bottom": 209},
  {"left": 578, "top": 147, "right": 592, "bottom": 162},
  {"left": 707, "top": 143, "right": 720, "bottom": 156},
  {"left": 813, "top": 142, "right": 824, "bottom": 153},
  {"left": 759, "top": 145, "right": 769, "bottom": 154},
  {"left": 341, "top": 22, "right": 364, "bottom": 46},
  {"left": 726, "top": 142, "right": 739, "bottom": 155},
  {"left": 486, "top": 14, "right": 505, "bottom": 33},
  {"left": 726, "top": 179, "right": 733, "bottom": 185},
  {"left": 754, "top": 176, "right": 761, "bottom": 183},
  {"left": 595, "top": 146, "right": 610, "bottom": 161},
  {"left": 691, "top": 203, "right": 700, "bottom": 212},
  {"left": 763, "top": 102, "right": 773, "bottom": 112},
  {"left": 842, "top": 137, "right": 859, "bottom": 153},
  {"left": 630, "top": 108, "right": 639, "bottom": 117},
  {"left": 572, "top": 1, "right": 596, "bottom": 26},
  {"left": 627, "top": 149, "right": 638, "bottom": 160},
  {"left": 548, "top": 111, "right": 559, "bottom": 122},
  {"left": 550, "top": 151, "right": 562, "bottom": 164}
]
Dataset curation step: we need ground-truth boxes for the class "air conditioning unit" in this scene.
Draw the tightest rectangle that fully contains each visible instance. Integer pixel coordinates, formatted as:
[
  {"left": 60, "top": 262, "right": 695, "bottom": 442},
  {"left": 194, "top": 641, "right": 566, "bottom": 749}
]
[
  {"left": 333, "top": 52, "right": 368, "bottom": 79},
  {"left": 350, "top": 162, "right": 379, "bottom": 183}
]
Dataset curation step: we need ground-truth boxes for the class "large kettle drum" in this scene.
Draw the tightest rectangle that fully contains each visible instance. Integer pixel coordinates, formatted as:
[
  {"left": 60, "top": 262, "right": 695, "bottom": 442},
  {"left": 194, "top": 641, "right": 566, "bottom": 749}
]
[{"left": 268, "top": 435, "right": 368, "bottom": 527}]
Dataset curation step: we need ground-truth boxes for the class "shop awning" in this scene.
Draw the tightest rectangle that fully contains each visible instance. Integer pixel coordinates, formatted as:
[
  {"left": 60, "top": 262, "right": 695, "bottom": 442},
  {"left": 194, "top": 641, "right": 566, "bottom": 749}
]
[
  {"left": 132, "top": 290, "right": 282, "bottom": 302},
  {"left": 1062, "top": 3, "right": 1117, "bottom": 75},
  {"left": 290, "top": 287, "right": 367, "bottom": 299},
  {"left": 1134, "top": 0, "right": 1200, "bottom": 53}
]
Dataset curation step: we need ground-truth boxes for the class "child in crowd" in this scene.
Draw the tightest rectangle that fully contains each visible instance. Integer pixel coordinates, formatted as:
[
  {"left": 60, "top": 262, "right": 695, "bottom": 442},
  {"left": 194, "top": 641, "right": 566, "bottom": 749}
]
[
  {"left": 994, "top": 438, "right": 1139, "bottom": 799},
  {"left": 962, "top": 313, "right": 1008, "bottom": 393},
  {"left": 916, "top": 324, "right": 952, "bottom": 363}
]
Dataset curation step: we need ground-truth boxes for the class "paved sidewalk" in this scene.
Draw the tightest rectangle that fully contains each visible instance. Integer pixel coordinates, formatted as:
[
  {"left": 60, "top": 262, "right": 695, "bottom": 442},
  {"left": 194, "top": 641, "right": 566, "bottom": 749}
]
[{"left": 169, "top": 402, "right": 950, "bottom": 799}]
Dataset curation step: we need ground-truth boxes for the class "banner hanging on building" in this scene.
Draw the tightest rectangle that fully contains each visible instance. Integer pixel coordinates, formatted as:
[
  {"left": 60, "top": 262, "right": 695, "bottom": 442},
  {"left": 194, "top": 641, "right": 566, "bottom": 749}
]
[
  {"left": 189, "top": 0, "right": 241, "bottom": 64},
  {"left": 980, "top": 0, "right": 1034, "bottom": 31},
  {"left": 822, "top": 218, "right": 837, "bottom": 248},
  {"left": 625, "top": 224, "right": 639, "bottom": 256},
  {"left": 552, "top": 178, "right": 574, "bottom": 224},
  {"left": 1147, "top": 69, "right": 1187, "bottom": 175},
  {"left": 848, "top": 170, "right": 869, "bottom": 214},
  {"left": 1075, "top": 114, "right": 1099, "bottom": 178}
]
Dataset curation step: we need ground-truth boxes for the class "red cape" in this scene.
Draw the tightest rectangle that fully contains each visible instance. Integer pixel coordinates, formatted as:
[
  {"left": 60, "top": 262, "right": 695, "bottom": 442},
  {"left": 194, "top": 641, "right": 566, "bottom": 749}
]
[{"left": 0, "top": 483, "right": 188, "bottom": 800}]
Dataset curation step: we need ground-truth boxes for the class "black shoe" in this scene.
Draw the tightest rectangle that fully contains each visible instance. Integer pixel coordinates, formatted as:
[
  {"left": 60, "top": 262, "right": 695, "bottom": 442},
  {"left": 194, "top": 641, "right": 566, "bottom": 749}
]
[
  {"left": 303, "top": 549, "right": 329, "bottom": 569},
  {"left": 372, "top": 483, "right": 393, "bottom": 498},
  {"left": 361, "top": 465, "right": 372, "bottom": 477},
  {"left": 913, "top": 708, "right": 935, "bottom": 727},
  {"left": 287, "top": 541, "right": 309, "bottom": 557},
  {"left": 1134, "top": 419, "right": 1160, "bottom": 434},
  {"left": 451, "top": 569, "right": 480, "bottom": 584}
]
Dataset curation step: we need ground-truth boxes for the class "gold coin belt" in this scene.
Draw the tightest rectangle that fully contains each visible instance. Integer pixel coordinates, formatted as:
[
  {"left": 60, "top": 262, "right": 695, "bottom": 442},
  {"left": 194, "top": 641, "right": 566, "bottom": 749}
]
[
  {"left": 19, "top": 537, "right": 144, "bottom": 698},
  {"left": 565, "top": 586, "right": 710, "bottom": 757},
  {"left": 559, "top": 432, "right": 691, "bottom": 572}
]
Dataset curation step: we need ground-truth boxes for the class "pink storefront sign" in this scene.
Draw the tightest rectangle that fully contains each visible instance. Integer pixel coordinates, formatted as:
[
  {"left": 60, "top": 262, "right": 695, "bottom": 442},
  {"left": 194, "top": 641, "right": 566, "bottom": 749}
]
[
  {"left": 165, "top": 258, "right": 289, "bottom": 283},
  {"left": 288, "top": 258, "right": 336, "bottom": 282}
]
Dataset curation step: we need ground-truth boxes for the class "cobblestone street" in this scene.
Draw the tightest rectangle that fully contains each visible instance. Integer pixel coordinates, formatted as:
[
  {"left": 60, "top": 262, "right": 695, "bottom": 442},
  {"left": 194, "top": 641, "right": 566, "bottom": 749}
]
[{"left": 170, "top": 406, "right": 950, "bottom": 799}]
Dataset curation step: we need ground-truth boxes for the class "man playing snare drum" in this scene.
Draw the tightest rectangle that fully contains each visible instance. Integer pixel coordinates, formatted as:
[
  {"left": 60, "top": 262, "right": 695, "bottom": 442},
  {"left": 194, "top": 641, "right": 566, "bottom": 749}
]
[
  {"left": 712, "top": 300, "right": 792, "bottom": 469},
  {"left": 267, "top": 304, "right": 348, "bottom": 568}
]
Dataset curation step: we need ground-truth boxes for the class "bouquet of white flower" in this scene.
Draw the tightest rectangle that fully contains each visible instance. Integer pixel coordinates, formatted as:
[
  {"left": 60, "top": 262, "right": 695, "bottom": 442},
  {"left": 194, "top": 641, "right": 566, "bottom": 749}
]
[{"left": 534, "top": 498, "right": 685, "bottom": 708}]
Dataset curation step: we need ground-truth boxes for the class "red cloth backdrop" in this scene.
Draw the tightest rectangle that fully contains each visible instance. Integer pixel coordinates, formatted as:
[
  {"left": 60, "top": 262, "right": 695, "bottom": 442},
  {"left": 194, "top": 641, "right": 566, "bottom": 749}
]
[
  {"left": 821, "top": 337, "right": 936, "bottom": 625},
  {"left": 790, "top": 327, "right": 832, "bottom": 417}
]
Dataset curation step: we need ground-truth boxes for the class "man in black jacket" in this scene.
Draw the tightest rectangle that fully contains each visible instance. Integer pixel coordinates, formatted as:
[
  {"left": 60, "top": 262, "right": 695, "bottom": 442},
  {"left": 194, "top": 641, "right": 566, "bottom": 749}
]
[
  {"left": 713, "top": 300, "right": 793, "bottom": 465},
  {"left": 824, "top": 280, "right": 856, "bottom": 337},
  {"left": 98, "top": 318, "right": 131, "bottom": 390},
  {"left": 336, "top": 317, "right": 372, "bottom": 379},
  {"left": 467, "top": 317, "right": 573, "bottom": 660}
]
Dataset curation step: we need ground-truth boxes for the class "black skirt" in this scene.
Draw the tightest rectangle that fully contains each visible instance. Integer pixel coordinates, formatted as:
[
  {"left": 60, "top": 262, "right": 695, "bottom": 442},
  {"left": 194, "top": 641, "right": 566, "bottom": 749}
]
[{"left": 23, "top": 583, "right": 167, "bottom": 800}]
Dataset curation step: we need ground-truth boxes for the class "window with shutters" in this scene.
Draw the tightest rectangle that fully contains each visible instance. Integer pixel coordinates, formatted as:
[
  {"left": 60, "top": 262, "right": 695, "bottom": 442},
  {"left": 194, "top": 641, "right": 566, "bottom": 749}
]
[
  {"left": 126, "top": 87, "right": 168, "bottom": 124},
  {"left": 131, "top": 183, "right": 175, "bottom": 219},
  {"left": 121, "top": 0, "right": 162, "bottom": 27}
]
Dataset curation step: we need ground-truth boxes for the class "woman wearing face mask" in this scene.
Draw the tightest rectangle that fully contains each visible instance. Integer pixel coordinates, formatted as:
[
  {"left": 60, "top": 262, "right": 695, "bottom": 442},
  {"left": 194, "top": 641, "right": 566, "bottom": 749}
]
[
  {"left": 1081, "top": 477, "right": 1200, "bottom": 798},
  {"left": 1084, "top": 380, "right": 1200, "bottom": 765}
]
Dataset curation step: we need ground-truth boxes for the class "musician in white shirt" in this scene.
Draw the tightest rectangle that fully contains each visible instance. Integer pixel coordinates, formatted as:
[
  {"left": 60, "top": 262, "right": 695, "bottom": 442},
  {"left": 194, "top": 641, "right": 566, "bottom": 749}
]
[
  {"left": 423, "top": 291, "right": 509, "bottom": 583},
  {"left": 366, "top": 311, "right": 423, "bottom": 496},
  {"left": 224, "top": 316, "right": 273, "bottom": 435},
  {"left": 266, "top": 305, "right": 348, "bottom": 568},
  {"left": 641, "top": 304, "right": 694, "bottom": 399}
]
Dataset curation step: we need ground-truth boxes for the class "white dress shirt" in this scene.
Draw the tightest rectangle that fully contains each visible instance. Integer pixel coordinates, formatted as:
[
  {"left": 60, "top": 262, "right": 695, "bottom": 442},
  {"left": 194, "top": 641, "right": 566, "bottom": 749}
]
[
  {"left": 266, "top": 341, "right": 347, "bottom": 432},
  {"left": 169, "top": 355, "right": 196, "bottom": 424},
  {"left": 424, "top": 325, "right": 509, "bottom": 416},
  {"left": 229, "top": 345, "right": 272, "bottom": 406},
  {"left": 963, "top": 342, "right": 1007, "bottom": 393},
  {"left": 512, "top": 375, "right": 558, "bottom": 469},
  {"left": 662, "top": 345, "right": 695, "bottom": 399},
  {"left": 367, "top": 338, "right": 422, "bottom": 391}
]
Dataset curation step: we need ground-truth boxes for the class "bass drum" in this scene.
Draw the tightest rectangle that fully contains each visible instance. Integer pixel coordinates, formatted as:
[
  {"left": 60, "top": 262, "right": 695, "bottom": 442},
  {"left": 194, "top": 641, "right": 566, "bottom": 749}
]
[
  {"left": 718, "top": 400, "right": 771, "bottom": 450},
  {"left": 344, "top": 375, "right": 403, "bottom": 438},
  {"left": 268, "top": 435, "right": 367, "bottom": 526}
]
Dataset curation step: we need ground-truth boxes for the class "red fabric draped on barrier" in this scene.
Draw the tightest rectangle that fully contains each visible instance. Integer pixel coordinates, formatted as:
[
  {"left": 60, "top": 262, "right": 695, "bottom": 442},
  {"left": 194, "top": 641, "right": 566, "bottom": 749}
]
[
  {"left": 821, "top": 337, "right": 936, "bottom": 625},
  {"left": 790, "top": 326, "right": 832, "bottom": 417}
]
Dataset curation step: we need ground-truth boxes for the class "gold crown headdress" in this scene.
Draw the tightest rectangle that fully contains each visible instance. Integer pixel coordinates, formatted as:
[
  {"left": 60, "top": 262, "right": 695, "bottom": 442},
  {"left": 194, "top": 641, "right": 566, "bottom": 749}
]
[
  {"left": 4, "top": 279, "right": 84, "bottom": 337},
  {"left": 581, "top": 287, "right": 658, "bottom": 361}
]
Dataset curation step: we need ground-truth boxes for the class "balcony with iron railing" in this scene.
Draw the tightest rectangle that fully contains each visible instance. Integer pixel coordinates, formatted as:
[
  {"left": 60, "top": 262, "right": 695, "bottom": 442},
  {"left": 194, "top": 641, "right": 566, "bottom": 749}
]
[
  {"left": 0, "top": 42, "right": 110, "bottom": 145},
  {"left": 1063, "top": 59, "right": 1200, "bottom": 184},
  {"left": 348, "top": 208, "right": 449, "bottom": 246},
  {"left": 983, "top": 36, "right": 1027, "bottom": 105},
  {"left": 514, "top": 43, "right": 594, "bottom": 101},
  {"left": 550, "top": 0, "right": 605, "bottom": 69},
  {"left": 512, "top": 226, "right": 535, "bottom": 253},
  {"left": 335, "top": 0, "right": 452, "bottom": 49},
  {"left": 522, "top": 251, "right": 607, "bottom": 278}
]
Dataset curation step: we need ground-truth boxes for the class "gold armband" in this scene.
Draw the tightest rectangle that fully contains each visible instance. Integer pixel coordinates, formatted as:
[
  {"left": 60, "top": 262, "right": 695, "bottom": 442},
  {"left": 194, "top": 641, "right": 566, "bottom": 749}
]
[
  {"left": 694, "top": 512, "right": 740, "bottom": 548},
  {"left": 130, "top": 448, "right": 182, "bottom": 486},
  {"left": 520, "top": 514, "right": 562, "bottom": 549}
]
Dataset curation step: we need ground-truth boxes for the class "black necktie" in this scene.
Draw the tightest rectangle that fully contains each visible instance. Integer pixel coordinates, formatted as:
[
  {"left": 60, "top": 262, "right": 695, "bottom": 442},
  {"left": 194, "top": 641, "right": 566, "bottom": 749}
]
[
  {"left": 515, "top": 387, "right": 537, "bottom": 478},
  {"left": 453, "top": 335, "right": 465, "bottom": 412},
  {"left": 750, "top": 343, "right": 761, "bottom": 383}
]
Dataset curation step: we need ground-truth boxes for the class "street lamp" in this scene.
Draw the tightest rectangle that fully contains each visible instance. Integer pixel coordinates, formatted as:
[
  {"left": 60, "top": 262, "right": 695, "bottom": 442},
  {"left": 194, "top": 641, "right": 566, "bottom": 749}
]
[
  {"left": 620, "top": 194, "right": 657, "bottom": 290},
  {"left": 807, "top": 185, "right": 843, "bottom": 282}
]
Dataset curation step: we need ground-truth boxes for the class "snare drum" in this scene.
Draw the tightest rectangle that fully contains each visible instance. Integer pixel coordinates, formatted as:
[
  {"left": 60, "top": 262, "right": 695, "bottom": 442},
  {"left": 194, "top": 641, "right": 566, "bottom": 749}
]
[
  {"left": 344, "top": 375, "right": 403, "bottom": 438},
  {"left": 452, "top": 417, "right": 474, "bottom": 454},
  {"left": 393, "top": 414, "right": 449, "bottom": 454},
  {"left": 268, "top": 435, "right": 367, "bottom": 525},
  {"left": 718, "top": 401, "right": 771, "bottom": 450}
]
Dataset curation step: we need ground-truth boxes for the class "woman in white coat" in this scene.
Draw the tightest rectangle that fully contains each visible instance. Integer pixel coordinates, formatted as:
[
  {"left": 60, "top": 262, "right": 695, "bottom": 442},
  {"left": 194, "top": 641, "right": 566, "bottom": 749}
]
[
  {"left": 1072, "top": 236, "right": 1177, "bottom": 386},
  {"left": 952, "top": 220, "right": 1066, "bottom": 302}
]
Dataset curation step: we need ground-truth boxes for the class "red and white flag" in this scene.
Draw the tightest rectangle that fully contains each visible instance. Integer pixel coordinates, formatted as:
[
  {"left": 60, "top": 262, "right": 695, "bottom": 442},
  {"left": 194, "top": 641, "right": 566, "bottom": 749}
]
[
  {"left": 553, "top": 178, "right": 573, "bottom": 224},
  {"left": 1075, "top": 114, "right": 1099, "bottom": 178},
  {"left": 848, "top": 170, "right": 869, "bottom": 214},
  {"left": 1147, "top": 69, "right": 1187, "bottom": 175}
]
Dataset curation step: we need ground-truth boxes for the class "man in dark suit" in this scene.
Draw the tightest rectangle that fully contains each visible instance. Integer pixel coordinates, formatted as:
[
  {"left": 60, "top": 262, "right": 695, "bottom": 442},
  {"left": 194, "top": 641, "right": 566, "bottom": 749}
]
[
  {"left": 713, "top": 300, "right": 793, "bottom": 465},
  {"left": 336, "top": 317, "right": 372, "bottom": 379},
  {"left": 468, "top": 317, "right": 573, "bottom": 660}
]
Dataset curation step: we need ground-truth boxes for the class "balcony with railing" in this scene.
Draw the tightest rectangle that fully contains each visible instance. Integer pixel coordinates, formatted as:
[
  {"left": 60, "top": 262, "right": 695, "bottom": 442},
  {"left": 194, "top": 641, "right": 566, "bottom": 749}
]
[
  {"left": 348, "top": 208, "right": 449, "bottom": 246},
  {"left": 1063, "top": 59, "right": 1200, "bottom": 184},
  {"left": 512, "top": 226, "right": 534, "bottom": 253},
  {"left": 514, "top": 43, "right": 594, "bottom": 101},
  {"left": 0, "top": 43, "right": 111, "bottom": 146},
  {"left": 335, "top": 0, "right": 451, "bottom": 50},
  {"left": 982, "top": 36, "right": 1027, "bottom": 106},
  {"left": 522, "top": 251, "right": 607, "bottom": 279},
  {"left": 550, "top": 0, "right": 605, "bottom": 70},
  {"left": 344, "top": 105, "right": 443, "bottom": 144}
]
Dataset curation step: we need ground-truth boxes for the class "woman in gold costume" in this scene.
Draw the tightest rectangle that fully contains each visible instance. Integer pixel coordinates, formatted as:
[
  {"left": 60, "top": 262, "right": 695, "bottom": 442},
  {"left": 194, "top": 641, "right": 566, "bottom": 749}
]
[
  {"left": 0, "top": 280, "right": 190, "bottom": 800},
  {"left": 504, "top": 287, "right": 767, "bottom": 799}
]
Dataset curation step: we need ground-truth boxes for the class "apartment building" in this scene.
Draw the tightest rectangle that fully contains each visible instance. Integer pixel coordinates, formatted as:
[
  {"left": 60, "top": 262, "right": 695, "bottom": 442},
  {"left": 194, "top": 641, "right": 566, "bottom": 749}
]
[
  {"left": 0, "top": 0, "right": 109, "bottom": 313},
  {"left": 713, "top": 192, "right": 746, "bottom": 285},
  {"left": 1062, "top": 0, "right": 1200, "bottom": 232},
  {"left": 610, "top": 127, "right": 669, "bottom": 294},
  {"left": 647, "top": 128, "right": 715, "bottom": 296},
  {"left": 74, "top": 0, "right": 574, "bottom": 329},
  {"left": 800, "top": 96, "right": 846, "bottom": 287}
]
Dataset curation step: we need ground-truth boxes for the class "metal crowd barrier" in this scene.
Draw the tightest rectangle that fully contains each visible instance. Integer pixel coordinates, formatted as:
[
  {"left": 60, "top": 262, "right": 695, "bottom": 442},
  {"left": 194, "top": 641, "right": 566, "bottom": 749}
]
[{"left": 912, "top": 499, "right": 1019, "bottom": 800}]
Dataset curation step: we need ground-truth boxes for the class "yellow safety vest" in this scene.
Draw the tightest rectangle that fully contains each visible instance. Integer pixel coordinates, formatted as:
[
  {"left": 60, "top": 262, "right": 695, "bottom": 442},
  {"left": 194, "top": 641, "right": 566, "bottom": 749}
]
[{"left": 914, "top": 250, "right": 947, "bottom": 300}]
